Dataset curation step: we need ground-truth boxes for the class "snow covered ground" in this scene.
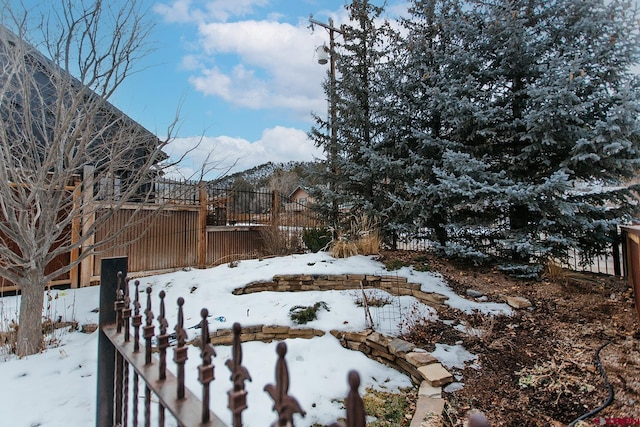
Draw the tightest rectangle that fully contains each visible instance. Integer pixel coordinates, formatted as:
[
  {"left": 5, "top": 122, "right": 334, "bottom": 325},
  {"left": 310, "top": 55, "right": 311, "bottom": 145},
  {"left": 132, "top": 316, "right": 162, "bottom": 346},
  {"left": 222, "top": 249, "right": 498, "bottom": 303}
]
[{"left": 0, "top": 252, "right": 511, "bottom": 426}]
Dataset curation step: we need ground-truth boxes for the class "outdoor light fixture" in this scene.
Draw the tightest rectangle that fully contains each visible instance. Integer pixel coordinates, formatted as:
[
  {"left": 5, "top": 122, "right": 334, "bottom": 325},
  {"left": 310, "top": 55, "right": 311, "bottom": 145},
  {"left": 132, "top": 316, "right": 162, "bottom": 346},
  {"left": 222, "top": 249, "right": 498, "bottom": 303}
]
[
  {"left": 309, "top": 14, "right": 343, "bottom": 230},
  {"left": 316, "top": 44, "right": 329, "bottom": 65}
]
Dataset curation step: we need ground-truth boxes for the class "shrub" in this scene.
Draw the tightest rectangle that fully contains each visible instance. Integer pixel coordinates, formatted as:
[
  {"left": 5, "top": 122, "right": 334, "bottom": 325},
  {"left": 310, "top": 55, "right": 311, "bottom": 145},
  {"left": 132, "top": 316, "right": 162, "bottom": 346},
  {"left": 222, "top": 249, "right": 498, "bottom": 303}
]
[
  {"left": 353, "top": 215, "right": 381, "bottom": 255},
  {"left": 412, "top": 254, "right": 429, "bottom": 263},
  {"left": 259, "top": 223, "right": 303, "bottom": 256},
  {"left": 328, "top": 214, "right": 382, "bottom": 258},
  {"left": 384, "top": 258, "right": 408, "bottom": 271},
  {"left": 353, "top": 290, "right": 392, "bottom": 307},
  {"left": 498, "top": 263, "right": 543, "bottom": 279},
  {"left": 302, "top": 227, "right": 332, "bottom": 253},
  {"left": 289, "top": 301, "right": 330, "bottom": 324},
  {"left": 330, "top": 240, "right": 359, "bottom": 258},
  {"left": 413, "top": 262, "right": 432, "bottom": 272},
  {"left": 356, "top": 230, "right": 381, "bottom": 255}
]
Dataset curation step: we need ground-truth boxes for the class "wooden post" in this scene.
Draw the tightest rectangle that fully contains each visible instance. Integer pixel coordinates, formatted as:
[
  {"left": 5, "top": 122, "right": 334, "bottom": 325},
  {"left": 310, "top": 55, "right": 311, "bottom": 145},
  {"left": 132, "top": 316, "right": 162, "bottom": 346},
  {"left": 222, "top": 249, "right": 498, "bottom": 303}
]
[
  {"left": 628, "top": 235, "right": 640, "bottom": 324},
  {"left": 80, "top": 165, "right": 96, "bottom": 287},
  {"left": 197, "top": 185, "right": 207, "bottom": 269},
  {"left": 96, "top": 256, "right": 127, "bottom": 427},
  {"left": 271, "top": 191, "right": 280, "bottom": 226},
  {"left": 621, "top": 227, "right": 640, "bottom": 323},
  {"left": 622, "top": 228, "right": 629, "bottom": 278},
  {"left": 69, "top": 175, "right": 82, "bottom": 288}
]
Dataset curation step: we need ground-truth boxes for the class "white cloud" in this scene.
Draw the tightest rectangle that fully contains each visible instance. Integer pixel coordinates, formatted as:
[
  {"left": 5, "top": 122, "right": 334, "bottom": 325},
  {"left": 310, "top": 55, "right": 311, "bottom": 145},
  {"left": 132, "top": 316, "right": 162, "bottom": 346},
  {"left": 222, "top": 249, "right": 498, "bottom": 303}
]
[
  {"left": 154, "top": 1, "right": 409, "bottom": 122},
  {"left": 164, "top": 126, "right": 324, "bottom": 180},
  {"left": 189, "top": 19, "right": 330, "bottom": 114},
  {"left": 179, "top": 54, "right": 201, "bottom": 71},
  {"left": 204, "top": 0, "right": 270, "bottom": 22},
  {"left": 152, "top": 1, "right": 407, "bottom": 173},
  {"left": 154, "top": 0, "right": 270, "bottom": 23},
  {"left": 153, "top": 0, "right": 201, "bottom": 24}
]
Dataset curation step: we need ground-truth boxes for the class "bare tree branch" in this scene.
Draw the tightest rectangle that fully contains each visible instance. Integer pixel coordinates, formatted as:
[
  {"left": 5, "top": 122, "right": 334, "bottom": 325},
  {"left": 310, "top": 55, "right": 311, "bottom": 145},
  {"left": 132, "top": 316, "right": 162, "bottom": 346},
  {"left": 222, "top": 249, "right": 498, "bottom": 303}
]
[{"left": 0, "top": 0, "right": 216, "bottom": 356}]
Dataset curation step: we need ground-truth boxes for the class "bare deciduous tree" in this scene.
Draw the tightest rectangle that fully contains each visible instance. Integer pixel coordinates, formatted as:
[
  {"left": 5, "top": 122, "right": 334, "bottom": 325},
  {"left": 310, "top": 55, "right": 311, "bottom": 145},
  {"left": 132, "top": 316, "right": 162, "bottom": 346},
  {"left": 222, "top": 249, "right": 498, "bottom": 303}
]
[{"left": 0, "top": 0, "right": 184, "bottom": 356}]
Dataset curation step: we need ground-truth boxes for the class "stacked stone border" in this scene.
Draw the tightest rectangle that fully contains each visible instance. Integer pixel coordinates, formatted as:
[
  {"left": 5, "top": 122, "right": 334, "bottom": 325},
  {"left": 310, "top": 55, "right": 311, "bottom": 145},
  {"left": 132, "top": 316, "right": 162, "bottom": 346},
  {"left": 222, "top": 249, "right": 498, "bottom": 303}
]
[
  {"left": 207, "top": 324, "right": 325, "bottom": 345},
  {"left": 222, "top": 274, "right": 459, "bottom": 425},
  {"left": 232, "top": 274, "right": 450, "bottom": 309},
  {"left": 206, "top": 323, "right": 452, "bottom": 426}
]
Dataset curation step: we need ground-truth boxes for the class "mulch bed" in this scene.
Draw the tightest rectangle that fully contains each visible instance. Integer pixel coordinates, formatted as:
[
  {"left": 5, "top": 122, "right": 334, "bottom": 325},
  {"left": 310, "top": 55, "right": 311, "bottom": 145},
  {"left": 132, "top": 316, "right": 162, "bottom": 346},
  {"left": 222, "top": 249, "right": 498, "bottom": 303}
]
[{"left": 379, "top": 251, "right": 640, "bottom": 426}]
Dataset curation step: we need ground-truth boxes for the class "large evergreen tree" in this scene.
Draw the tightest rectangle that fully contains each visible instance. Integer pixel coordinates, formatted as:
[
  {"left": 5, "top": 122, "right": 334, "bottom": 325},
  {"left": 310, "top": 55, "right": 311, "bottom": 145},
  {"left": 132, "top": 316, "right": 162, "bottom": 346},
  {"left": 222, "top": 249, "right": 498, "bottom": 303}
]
[
  {"left": 468, "top": 0, "right": 638, "bottom": 268},
  {"left": 382, "top": 0, "right": 640, "bottom": 269},
  {"left": 379, "top": 0, "right": 477, "bottom": 248},
  {"left": 307, "top": 0, "right": 394, "bottom": 237}
]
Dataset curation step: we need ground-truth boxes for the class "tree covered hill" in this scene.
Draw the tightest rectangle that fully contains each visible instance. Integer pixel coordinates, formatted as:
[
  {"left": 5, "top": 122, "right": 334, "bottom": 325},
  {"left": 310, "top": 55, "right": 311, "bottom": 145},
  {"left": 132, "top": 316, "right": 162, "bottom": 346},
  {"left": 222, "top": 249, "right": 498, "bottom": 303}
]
[{"left": 209, "top": 161, "right": 320, "bottom": 196}]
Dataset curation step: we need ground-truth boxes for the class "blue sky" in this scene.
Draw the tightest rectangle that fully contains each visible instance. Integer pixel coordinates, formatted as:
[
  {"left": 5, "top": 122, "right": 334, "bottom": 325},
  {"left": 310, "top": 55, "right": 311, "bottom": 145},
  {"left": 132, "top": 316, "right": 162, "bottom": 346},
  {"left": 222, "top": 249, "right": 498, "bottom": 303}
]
[
  {"left": 13, "top": 0, "right": 638, "bottom": 179},
  {"left": 103, "top": 0, "right": 408, "bottom": 178}
]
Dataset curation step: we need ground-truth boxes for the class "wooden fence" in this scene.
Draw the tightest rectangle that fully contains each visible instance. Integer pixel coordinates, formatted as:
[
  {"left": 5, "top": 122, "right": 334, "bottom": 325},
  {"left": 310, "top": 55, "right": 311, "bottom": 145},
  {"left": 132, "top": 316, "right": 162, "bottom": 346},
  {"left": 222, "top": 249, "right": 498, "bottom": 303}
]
[
  {"left": 90, "top": 205, "right": 200, "bottom": 281},
  {"left": 621, "top": 226, "right": 640, "bottom": 323},
  {"left": 0, "top": 180, "right": 326, "bottom": 292}
]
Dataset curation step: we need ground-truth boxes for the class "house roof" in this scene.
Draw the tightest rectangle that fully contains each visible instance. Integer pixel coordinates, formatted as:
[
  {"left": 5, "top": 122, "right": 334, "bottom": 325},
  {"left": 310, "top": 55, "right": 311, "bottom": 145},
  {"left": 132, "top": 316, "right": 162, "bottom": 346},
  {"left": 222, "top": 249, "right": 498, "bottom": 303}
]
[
  {"left": 0, "top": 24, "right": 166, "bottom": 170},
  {"left": 288, "top": 186, "right": 310, "bottom": 199}
]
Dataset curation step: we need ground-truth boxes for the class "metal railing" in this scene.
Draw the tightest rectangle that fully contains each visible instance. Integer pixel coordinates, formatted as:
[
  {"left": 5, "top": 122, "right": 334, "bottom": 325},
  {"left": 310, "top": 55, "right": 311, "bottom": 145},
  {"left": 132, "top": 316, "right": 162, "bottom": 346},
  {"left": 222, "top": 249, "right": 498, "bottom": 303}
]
[
  {"left": 205, "top": 186, "right": 324, "bottom": 229},
  {"left": 392, "top": 228, "right": 623, "bottom": 277},
  {"left": 96, "top": 257, "right": 364, "bottom": 427}
]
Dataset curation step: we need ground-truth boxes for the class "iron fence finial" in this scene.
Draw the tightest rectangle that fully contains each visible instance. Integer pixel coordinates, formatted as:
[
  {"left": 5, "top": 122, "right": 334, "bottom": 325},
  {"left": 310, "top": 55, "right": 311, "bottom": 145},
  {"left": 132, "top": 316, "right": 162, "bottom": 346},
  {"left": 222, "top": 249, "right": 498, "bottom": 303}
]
[
  {"left": 265, "top": 342, "right": 306, "bottom": 427},
  {"left": 227, "top": 323, "right": 252, "bottom": 390},
  {"left": 227, "top": 322, "right": 252, "bottom": 427},
  {"left": 132, "top": 280, "right": 142, "bottom": 353},
  {"left": 198, "top": 308, "right": 216, "bottom": 423},
  {"left": 143, "top": 287, "right": 155, "bottom": 365},
  {"left": 328, "top": 371, "right": 366, "bottom": 427},
  {"left": 122, "top": 278, "right": 132, "bottom": 342},
  {"left": 157, "top": 290, "right": 170, "bottom": 381},
  {"left": 345, "top": 371, "right": 366, "bottom": 427},
  {"left": 174, "top": 297, "right": 188, "bottom": 400},
  {"left": 115, "top": 272, "right": 125, "bottom": 333}
]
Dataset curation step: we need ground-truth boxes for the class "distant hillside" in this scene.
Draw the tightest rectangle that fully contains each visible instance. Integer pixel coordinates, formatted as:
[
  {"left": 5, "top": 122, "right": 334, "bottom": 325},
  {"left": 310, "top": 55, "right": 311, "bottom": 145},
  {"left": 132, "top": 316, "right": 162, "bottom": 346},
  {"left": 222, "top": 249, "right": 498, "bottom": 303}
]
[{"left": 209, "top": 161, "right": 317, "bottom": 196}]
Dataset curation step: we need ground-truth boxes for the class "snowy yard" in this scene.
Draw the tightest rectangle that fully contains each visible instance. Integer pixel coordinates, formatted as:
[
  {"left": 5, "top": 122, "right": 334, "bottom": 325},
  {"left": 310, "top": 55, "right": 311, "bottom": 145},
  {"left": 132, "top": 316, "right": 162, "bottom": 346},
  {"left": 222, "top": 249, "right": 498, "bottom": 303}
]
[{"left": 0, "top": 252, "right": 510, "bottom": 426}]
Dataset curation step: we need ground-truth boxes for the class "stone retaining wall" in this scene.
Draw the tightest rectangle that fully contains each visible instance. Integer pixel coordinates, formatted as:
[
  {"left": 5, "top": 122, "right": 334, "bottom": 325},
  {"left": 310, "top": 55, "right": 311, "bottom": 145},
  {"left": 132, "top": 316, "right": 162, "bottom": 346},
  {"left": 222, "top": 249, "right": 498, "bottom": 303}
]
[
  {"left": 205, "top": 324, "right": 451, "bottom": 427},
  {"left": 232, "top": 274, "right": 449, "bottom": 308},
  {"left": 207, "top": 324, "right": 324, "bottom": 346},
  {"left": 330, "top": 329, "right": 454, "bottom": 427},
  {"left": 222, "top": 274, "right": 456, "bottom": 426}
]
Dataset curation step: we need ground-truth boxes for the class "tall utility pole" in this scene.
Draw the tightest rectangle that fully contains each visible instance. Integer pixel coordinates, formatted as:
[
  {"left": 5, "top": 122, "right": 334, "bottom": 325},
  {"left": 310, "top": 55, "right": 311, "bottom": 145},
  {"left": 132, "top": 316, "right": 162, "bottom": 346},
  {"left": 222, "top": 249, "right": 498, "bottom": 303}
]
[{"left": 309, "top": 14, "right": 343, "bottom": 232}]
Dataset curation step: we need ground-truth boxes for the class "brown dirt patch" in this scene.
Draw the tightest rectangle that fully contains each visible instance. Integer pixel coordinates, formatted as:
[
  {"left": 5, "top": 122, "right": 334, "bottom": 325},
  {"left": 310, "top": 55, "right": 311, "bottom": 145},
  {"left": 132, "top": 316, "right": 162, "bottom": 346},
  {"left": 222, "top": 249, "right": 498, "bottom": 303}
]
[{"left": 379, "top": 251, "right": 640, "bottom": 426}]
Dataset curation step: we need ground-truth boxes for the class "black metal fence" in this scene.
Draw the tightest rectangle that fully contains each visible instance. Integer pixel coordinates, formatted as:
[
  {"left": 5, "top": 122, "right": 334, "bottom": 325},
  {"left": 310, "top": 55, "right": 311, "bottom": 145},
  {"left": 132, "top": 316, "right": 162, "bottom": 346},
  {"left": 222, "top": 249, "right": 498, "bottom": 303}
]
[
  {"left": 393, "top": 229, "right": 624, "bottom": 277},
  {"left": 96, "top": 257, "right": 363, "bottom": 427},
  {"left": 205, "top": 186, "right": 324, "bottom": 229},
  {"left": 94, "top": 176, "right": 326, "bottom": 230}
]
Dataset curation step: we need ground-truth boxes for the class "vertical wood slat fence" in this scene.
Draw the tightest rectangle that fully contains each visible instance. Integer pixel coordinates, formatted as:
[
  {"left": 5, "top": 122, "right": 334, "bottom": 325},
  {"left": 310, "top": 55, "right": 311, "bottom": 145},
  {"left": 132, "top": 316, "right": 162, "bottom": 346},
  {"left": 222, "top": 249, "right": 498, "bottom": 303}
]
[
  {"left": 91, "top": 205, "right": 200, "bottom": 281},
  {"left": 621, "top": 226, "right": 640, "bottom": 323},
  {"left": 0, "top": 178, "right": 326, "bottom": 292},
  {"left": 97, "top": 257, "right": 365, "bottom": 427},
  {"left": 88, "top": 185, "right": 323, "bottom": 285}
]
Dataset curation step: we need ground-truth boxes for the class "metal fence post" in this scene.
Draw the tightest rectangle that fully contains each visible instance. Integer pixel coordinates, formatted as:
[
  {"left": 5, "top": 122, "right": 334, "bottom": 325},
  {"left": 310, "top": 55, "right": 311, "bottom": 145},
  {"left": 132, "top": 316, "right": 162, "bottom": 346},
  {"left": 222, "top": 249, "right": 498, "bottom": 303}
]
[
  {"left": 96, "top": 256, "right": 128, "bottom": 427},
  {"left": 198, "top": 185, "right": 208, "bottom": 268},
  {"left": 612, "top": 228, "right": 622, "bottom": 277}
]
